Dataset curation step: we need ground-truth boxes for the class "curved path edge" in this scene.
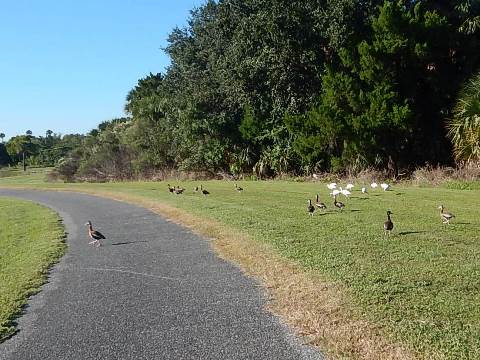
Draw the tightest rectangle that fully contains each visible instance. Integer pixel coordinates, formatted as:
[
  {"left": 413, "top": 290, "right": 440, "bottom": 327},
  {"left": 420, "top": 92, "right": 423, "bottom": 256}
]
[{"left": 0, "top": 189, "right": 323, "bottom": 360}]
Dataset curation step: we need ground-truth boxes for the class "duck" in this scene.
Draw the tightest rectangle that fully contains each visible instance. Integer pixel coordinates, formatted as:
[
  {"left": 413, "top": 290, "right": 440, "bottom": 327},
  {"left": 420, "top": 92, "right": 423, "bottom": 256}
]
[
  {"left": 234, "top": 183, "right": 243, "bottom": 192},
  {"left": 327, "top": 182, "right": 337, "bottom": 190},
  {"left": 85, "top": 221, "right": 106, "bottom": 247},
  {"left": 383, "top": 211, "right": 394, "bottom": 236},
  {"left": 380, "top": 183, "right": 391, "bottom": 191},
  {"left": 315, "top": 194, "right": 327, "bottom": 210},
  {"left": 174, "top": 186, "right": 185, "bottom": 194},
  {"left": 307, "top": 199, "right": 315, "bottom": 216},
  {"left": 333, "top": 195, "right": 345, "bottom": 211},
  {"left": 200, "top": 184, "right": 210, "bottom": 196},
  {"left": 371, "top": 182, "right": 378, "bottom": 189},
  {"left": 438, "top": 205, "right": 455, "bottom": 224}
]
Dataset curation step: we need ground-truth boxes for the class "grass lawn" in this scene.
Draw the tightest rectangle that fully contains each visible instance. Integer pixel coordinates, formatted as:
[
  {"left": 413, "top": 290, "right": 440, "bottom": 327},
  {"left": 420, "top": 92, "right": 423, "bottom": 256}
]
[
  {"left": 0, "top": 171, "right": 479, "bottom": 359},
  {"left": 0, "top": 196, "right": 65, "bottom": 341}
]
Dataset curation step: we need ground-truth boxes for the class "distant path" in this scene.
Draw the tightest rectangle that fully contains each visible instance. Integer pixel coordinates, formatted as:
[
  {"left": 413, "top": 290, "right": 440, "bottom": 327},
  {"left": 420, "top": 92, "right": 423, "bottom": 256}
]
[{"left": 0, "top": 190, "right": 322, "bottom": 360}]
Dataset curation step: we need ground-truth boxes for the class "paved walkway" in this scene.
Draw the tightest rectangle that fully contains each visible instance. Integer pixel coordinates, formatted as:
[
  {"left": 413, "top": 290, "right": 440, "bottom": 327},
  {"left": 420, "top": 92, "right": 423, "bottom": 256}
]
[{"left": 0, "top": 190, "right": 322, "bottom": 360}]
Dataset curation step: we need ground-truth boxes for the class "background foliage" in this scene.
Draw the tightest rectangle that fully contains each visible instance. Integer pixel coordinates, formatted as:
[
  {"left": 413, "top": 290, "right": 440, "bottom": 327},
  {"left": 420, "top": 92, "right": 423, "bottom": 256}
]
[{"left": 2, "top": 0, "right": 480, "bottom": 179}]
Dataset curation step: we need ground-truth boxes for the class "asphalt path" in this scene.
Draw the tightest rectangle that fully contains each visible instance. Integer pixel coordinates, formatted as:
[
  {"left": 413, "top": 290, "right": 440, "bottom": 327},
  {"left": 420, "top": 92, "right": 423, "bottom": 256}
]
[{"left": 0, "top": 190, "right": 323, "bottom": 360}]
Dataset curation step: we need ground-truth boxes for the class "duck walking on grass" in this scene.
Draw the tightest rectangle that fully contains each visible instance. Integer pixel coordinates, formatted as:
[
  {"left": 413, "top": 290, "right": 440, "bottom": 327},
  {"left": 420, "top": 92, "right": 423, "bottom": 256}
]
[
  {"left": 438, "top": 205, "right": 455, "bottom": 224},
  {"left": 333, "top": 195, "right": 345, "bottom": 211},
  {"left": 315, "top": 194, "right": 326, "bottom": 211},
  {"left": 174, "top": 186, "right": 185, "bottom": 194},
  {"left": 234, "top": 183, "right": 243, "bottom": 193},
  {"left": 200, "top": 185, "right": 210, "bottom": 196},
  {"left": 85, "top": 221, "right": 106, "bottom": 247},
  {"left": 307, "top": 199, "right": 315, "bottom": 216},
  {"left": 384, "top": 211, "right": 394, "bottom": 236}
]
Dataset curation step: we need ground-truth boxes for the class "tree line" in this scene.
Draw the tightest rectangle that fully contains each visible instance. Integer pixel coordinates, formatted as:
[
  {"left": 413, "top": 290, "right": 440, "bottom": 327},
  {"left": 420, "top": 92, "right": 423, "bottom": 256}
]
[{"left": 2, "top": 0, "right": 480, "bottom": 180}]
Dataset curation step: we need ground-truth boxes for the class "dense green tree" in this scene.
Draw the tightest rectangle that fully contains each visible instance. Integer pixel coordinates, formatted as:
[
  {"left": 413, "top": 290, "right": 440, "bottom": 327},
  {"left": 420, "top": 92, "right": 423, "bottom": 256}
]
[
  {"left": 287, "top": 0, "right": 480, "bottom": 172},
  {"left": 0, "top": 143, "right": 11, "bottom": 166},
  {"left": 448, "top": 71, "right": 480, "bottom": 162}
]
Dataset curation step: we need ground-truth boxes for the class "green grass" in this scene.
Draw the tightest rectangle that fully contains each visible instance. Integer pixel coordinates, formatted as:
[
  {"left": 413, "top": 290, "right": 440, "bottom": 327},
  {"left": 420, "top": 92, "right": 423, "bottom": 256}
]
[
  {"left": 0, "top": 197, "right": 65, "bottom": 341},
  {"left": 0, "top": 172, "right": 479, "bottom": 358}
]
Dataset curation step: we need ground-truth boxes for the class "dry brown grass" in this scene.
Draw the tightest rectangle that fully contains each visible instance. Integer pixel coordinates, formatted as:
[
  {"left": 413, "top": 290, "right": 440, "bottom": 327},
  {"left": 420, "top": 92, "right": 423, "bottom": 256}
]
[
  {"left": 20, "top": 186, "right": 418, "bottom": 360},
  {"left": 412, "top": 163, "right": 480, "bottom": 186}
]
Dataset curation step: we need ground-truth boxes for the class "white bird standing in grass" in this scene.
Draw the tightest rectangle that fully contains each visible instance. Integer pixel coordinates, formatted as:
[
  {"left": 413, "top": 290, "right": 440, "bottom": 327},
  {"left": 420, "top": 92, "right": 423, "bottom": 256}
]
[
  {"left": 380, "top": 183, "right": 391, "bottom": 191},
  {"left": 327, "top": 182, "right": 337, "bottom": 190},
  {"left": 371, "top": 182, "right": 378, "bottom": 189},
  {"left": 345, "top": 183, "right": 354, "bottom": 190},
  {"left": 330, "top": 189, "right": 341, "bottom": 197},
  {"left": 361, "top": 187, "right": 368, "bottom": 194},
  {"left": 339, "top": 187, "right": 351, "bottom": 198}
]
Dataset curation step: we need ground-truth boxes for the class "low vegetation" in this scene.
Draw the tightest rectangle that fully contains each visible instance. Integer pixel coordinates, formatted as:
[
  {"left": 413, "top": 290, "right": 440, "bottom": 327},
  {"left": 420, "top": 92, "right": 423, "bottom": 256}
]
[
  {"left": 0, "top": 172, "right": 478, "bottom": 359},
  {"left": 0, "top": 197, "right": 65, "bottom": 341}
]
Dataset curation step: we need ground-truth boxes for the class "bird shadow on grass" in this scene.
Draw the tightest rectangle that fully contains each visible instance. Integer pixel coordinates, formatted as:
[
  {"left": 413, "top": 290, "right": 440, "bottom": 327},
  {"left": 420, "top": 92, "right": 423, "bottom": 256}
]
[
  {"left": 111, "top": 240, "right": 149, "bottom": 246},
  {"left": 398, "top": 231, "right": 426, "bottom": 236},
  {"left": 350, "top": 209, "right": 361, "bottom": 212},
  {"left": 395, "top": 192, "right": 405, "bottom": 195}
]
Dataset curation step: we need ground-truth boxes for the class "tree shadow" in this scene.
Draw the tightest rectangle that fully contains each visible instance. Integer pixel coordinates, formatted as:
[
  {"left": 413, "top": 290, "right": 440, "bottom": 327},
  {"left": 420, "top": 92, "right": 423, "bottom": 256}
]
[{"left": 111, "top": 240, "right": 149, "bottom": 246}]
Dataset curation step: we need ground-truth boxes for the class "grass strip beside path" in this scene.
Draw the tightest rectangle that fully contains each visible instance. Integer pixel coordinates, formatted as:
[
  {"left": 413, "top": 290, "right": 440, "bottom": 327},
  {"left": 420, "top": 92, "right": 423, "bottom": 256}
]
[
  {"left": 0, "top": 197, "right": 65, "bottom": 341},
  {"left": 0, "top": 174, "right": 479, "bottom": 359}
]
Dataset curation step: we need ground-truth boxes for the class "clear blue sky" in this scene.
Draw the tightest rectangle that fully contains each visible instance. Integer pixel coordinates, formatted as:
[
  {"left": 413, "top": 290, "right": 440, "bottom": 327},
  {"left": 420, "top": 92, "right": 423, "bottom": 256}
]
[{"left": 0, "top": 0, "right": 204, "bottom": 140}]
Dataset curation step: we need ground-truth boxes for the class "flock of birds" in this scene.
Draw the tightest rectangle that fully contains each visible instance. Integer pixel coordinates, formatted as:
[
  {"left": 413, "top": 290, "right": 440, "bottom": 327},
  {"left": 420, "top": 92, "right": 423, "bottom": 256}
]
[
  {"left": 84, "top": 180, "right": 456, "bottom": 246},
  {"left": 307, "top": 181, "right": 455, "bottom": 236}
]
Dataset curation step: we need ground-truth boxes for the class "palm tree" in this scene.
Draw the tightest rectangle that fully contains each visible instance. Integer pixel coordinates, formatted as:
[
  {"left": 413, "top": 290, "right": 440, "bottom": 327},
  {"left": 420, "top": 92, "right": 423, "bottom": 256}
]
[
  {"left": 0, "top": 133, "right": 4, "bottom": 143},
  {"left": 447, "top": 71, "right": 480, "bottom": 163}
]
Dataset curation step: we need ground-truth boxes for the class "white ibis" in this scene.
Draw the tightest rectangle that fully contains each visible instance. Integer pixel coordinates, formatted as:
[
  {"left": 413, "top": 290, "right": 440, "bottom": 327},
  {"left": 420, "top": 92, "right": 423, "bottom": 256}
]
[
  {"left": 327, "top": 182, "right": 337, "bottom": 190},
  {"left": 438, "top": 205, "right": 455, "bottom": 224},
  {"left": 307, "top": 199, "right": 315, "bottom": 216},
  {"left": 345, "top": 183, "right": 354, "bottom": 190},
  {"left": 384, "top": 211, "right": 394, "bottom": 236},
  {"left": 371, "top": 182, "right": 378, "bottom": 189},
  {"left": 85, "top": 221, "right": 106, "bottom": 247},
  {"left": 361, "top": 187, "right": 368, "bottom": 194},
  {"left": 339, "top": 187, "right": 351, "bottom": 197},
  {"left": 333, "top": 195, "right": 345, "bottom": 211},
  {"left": 380, "top": 183, "right": 391, "bottom": 191},
  {"left": 330, "top": 189, "right": 341, "bottom": 197}
]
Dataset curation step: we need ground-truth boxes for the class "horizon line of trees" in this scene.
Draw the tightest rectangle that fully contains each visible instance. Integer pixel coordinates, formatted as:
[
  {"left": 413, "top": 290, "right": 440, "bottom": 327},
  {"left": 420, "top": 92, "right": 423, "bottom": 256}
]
[{"left": 2, "top": 0, "right": 480, "bottom": 180}]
